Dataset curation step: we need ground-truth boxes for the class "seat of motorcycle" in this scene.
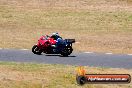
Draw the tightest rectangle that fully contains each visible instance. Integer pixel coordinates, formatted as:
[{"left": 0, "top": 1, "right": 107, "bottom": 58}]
[{"left": 65, "top": 39, "right": 75, "bottom": 43}]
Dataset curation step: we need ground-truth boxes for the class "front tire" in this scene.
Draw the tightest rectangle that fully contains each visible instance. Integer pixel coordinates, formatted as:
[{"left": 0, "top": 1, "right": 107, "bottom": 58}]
[
  {"left": 61, "top": 46, "right": 73, "bottom": 56},
  {"left": 32, "top": 45, "right": 42, "bottom": 55}
]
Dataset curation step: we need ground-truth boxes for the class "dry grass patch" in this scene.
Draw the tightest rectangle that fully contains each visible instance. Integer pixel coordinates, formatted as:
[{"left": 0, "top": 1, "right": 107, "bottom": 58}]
[
  {"left": 0, "top": 0, "right": 132, "bottom": 53},
  {"left": 0, "top": 62, "right": 132, "bottom": 88},
  {"left": 0, "top": 62, "right": 131, "bottom": 88}
]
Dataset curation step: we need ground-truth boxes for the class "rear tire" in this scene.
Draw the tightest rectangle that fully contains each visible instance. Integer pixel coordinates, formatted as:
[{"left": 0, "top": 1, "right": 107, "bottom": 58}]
[
  {"left": 32, "top": 45, "right": 42, "bottom": 55},
  {"left": 61, "top": 46, "right": 73, "bottom": 57}
]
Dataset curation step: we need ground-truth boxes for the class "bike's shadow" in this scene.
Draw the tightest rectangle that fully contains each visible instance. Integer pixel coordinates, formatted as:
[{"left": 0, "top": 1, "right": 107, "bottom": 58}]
[{"left": 45, "top": 54, "right": 76, "bottom": 57}]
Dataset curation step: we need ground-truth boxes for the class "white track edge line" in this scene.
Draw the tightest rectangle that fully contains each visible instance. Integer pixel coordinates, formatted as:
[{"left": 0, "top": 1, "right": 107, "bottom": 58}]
[
  {"left": 20, "top": 49, "right": 29, "bottom": 50},
  {"left": 127, "top": 54, "right": 132, "bottom": 56},
  {"left": 105, "top": 53, "right": 113, "bottom": 55},
  {"left": 84, "top": 52, "right": 93, "bottom": 54}
]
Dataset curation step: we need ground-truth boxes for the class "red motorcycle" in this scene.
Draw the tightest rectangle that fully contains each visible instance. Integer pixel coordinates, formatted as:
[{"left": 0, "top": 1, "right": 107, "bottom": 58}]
[{"left": 32, "top": 35, "right": 75, "bottom": 56}]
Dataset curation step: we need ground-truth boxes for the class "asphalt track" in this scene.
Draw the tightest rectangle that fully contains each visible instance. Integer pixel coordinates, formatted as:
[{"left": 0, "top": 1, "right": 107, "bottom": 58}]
[{"left": 0, "top": 49, "right": 132, "bottom": 69}]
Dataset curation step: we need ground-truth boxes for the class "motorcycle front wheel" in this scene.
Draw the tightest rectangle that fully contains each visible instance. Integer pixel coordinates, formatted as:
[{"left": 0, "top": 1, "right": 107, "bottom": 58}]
[{"left": 32, "top": 45, "right": 42, "bottom": 55}]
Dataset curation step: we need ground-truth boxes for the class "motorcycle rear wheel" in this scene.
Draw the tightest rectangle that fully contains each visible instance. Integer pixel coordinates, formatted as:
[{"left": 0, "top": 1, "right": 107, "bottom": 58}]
[
  {"left": 32, "top": 45, "right": 42, "bottom": 55},
  {"left": 61, "top": 46, "right": 73, "bottom": 57}
]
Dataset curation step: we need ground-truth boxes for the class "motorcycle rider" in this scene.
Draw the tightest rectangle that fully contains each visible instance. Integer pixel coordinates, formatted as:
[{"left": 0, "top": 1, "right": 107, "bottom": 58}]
[
  {"left": 50, "top": 33, "right": 63, "bottom": 48},
  {"left": 50, "top": 32, "right": 62, "bottom": 40}
]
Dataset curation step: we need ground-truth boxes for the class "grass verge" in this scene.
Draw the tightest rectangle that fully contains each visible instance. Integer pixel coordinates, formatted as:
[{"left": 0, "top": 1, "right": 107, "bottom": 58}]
[{"left": 0, "top": 61, "right": 131, "bottom": 88}]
